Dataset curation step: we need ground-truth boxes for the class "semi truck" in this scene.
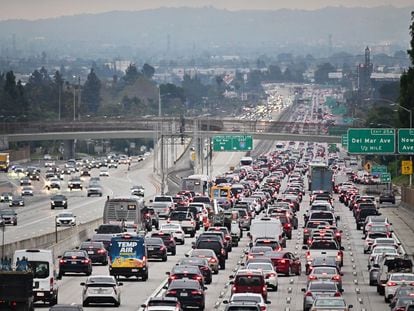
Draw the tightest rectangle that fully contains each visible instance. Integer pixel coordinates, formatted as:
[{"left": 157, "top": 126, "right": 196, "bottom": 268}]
[
  {"left": 0, "top": 152, "right": 10, "bottom": 172},
  {"left": 0, "top": 270, "right": 34, "bottom": 311},
  {"left": 308, "top": 162, "right": 333, "bottom": 192}
]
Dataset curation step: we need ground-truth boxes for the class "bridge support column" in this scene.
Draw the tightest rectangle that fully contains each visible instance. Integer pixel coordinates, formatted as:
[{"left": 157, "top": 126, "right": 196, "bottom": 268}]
[{"left": 63, "top": 140, "right": 75, "bottom": 160}]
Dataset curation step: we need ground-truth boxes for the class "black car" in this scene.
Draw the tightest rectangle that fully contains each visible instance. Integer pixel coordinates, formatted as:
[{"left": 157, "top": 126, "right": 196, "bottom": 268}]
[
  {"left": 165, "top": 279, "right": 206, "bottom": 311},
  {"left": 9, "top": 195, "right": 24, "bottom": 207},
  {"left": 379, "top": 190, "right": 396, "bottom": 204},
  {"left": 79, "top": 241, "right": 108, "bottom": 265},
  {"left": 150, "top": 231, "right": 176, "bottom": 255},
  {"left": 145, "top": 237, "right": 168, "bottom": 261},
  {"left": 51, "top": 194, "right": 68, "bottom": 209},
  {"left": 176, "top": 257, "right": 212, "bottom": 284},
  {"left": 58, "top": 250, "right": 92, "bottom": 278},
  {"left": 167, "top": 265, "right": 205, "bottom": 286}
]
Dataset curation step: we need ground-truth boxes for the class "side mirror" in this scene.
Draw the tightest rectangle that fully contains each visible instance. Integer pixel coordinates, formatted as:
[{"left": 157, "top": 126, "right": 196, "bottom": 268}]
[
  {"left": 229, "top": 275, "right": 234, "bottom": 279},
  {"left": 266, "top": 300, "right": 272, "bottom": 304},
  {"left": 165, "top": 272, "right": 170, "bottom": 275},
  {"left": 204, "top": 286, "right": 208, "bottom": 290},
  {"left": 301, "top": 288, "right": 306, "bottom": 292},
  {"left": 222, "top": 300, "right": 229, "bottom": 304},
  {"left": 141, "top": 304, "right": 147, "bottom": 308},
  {"left": 240, "top": 262, "right": 245, "bottom": 266},
  {"left": 163, "top": 284, "right": 169, "bottom": 289},
  {"left": 377, "top": 212, "right": 382, "bottom": 216},
  {"left": 336, "top": 216, "right": 340, "bottom": 221},
  {"left": 118, "top": 282, "right": 123, "bottom": 286},
  {"left": 340, "top": 289, "right": 344, "bottom": 293},
  {"left": 94, "top": 228, "right": 98, "bottom": 232},
  {"left": 80, "top": 282, "right": 85, "bottom": 286},
  {"left": 229, "top": 280, "right": 234, "bottom": 284},
  {"left": 349, "top": 305, "right": 353, "bottom": 309},
  {"left": 149, "top": 199, "right": 153, "bottom": 203},
  {"left": 302, "top": 245, "right": 308, "bottom": 250},
  {"left": 340, "top": 246, "right": 345, "bottom": 251},
  {"left": 340, "top": 272, "right": 344, "bottom": 276}
]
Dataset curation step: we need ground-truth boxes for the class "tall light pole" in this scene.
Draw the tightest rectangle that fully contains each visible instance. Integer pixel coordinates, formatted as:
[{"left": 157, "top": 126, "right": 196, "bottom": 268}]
[{"left": 366, "top": 98, "right": 413, "bottom": 187}]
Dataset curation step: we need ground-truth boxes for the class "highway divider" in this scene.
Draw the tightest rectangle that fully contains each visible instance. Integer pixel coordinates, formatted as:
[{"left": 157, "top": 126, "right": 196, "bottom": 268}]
[{"left": 1, "top": 218, "right": 103, "bottom": 258}]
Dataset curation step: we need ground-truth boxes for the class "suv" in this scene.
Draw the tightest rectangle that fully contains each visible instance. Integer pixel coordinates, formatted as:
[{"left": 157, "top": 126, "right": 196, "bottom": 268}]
[
  {"left": 230, "top": 269, "right": 267, "bottom": 301},
  {"left": 379, "top": 190, "right": 396, "bottom": 204}
]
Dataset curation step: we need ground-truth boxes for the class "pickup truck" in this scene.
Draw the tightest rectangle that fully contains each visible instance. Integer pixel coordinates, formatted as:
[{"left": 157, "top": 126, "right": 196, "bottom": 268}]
[
  {"left": 167, "top": 211, "right": 196, "bottom": 237},
  {"left": 0, "top": 270, "right": 34, "bottom": 311},
  {"left": 150, "top": 195, "right": 174, "bottom": 218},
  {"left": 304, "top": 239, "right": 344, "bottom": 267}
]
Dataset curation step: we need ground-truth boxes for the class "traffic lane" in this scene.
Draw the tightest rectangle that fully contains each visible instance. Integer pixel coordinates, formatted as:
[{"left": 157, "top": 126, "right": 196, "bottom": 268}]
[
  {"left": 4, "top": 162, "right": 159, "bottom": 244},
  {"left": 54, "top": 227, "right": 249, "bottom": 311}
]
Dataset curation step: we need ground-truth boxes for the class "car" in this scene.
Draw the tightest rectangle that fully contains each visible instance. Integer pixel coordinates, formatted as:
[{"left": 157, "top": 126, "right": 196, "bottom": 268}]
[
  {"left": 309, "top": 297, "right": 353, "bottom": 311},
  {"left": 245, "top": 246, "right": 273, "bottom": 261},
  {"left": 176, "top": 257, "right": 212, "bottom": 284},
  {"left": 263, "top": 251, "right": 301, "bottom": 276},
  {"left": 99, "top": 168, "right": 109, "bottom": 177},
  {"left": 51, "top": 194, "right": 68, "bottom": 209},
  {"left": 49, "top": 305, "right": 84, "bottom": 311},
  {"left": 81, "top": 275, "right": 122, "bottom": 307},
  {"left": 47, "top": 177, "right": 61, "bottom": 190},
  {"left": 167, "top": 265, "right": 205, "bottom": 286},
  {"left": 230, "top": 269, "right": 267, "bottom": 300},
  {"left": 224, "top": 293, "right": 268, "bottom": 310},
  {"left": 0, "top": 209, "right": 17, "bottom": 225},
  {"left": 145, "top": 237, "right": 168, "bottom": 261},
  {"left": 189, "top": 249, "right": 219, "bottom": 274},
  {"left": 160, "top": 223, "right": 186, "bottom": 244},
  {"left": 58, "top": 250, "right": 92, "bottom": 278},
  {"left": 389, "top": 285, "right": 414, "bottom": 309},
  {"left": 131, "top": 185, "right": 145, "bottom": 197},
  {"left": 19, "top": 176, "right": 32, "bottom": 186},
  {"left": 9, "top": 195, "right": 24, "bottom": 207},
  {"left": 55, "top": 211, "right": 76, "bottom": 226},
  {"left": 301, "top": 280, "right": 343, "bottom": 311},
  {"left": 21, "top": 186, "right": 33, "bottom": 196},
  {"left": 246, "top": 261, "right": 278, "bottom": 291},
  {"left": 307, "top": 266, "right": 343, "bottom": 290},
  {"left": 379, "top": 190, "right": 396, "bottom": 204},
  {"left": 87, "top": 183, "right": 103, "bottom": 197},
  {"left": 165, "top": 279, "right": 206, "bottom": 310},
  {"left": 193, "top": 237, "right": 226, "bottom": 270},
  {"left": 384, "top": 273, "right": 414, "bottom": 302},
  {"left": 1, "top": 192, "right": 13, "bottom": 202},
  {"left": 68, "top": 177, "right": 83, "bottom": 190},
  {"left": 141, "top": 297, "right": 182, "bottom": 311},
  {"left": 79, "top": 241, "right": 108, "bottom": 265},
  {"left": 149, "top": 231, "right": 176, "bottom": 255}
]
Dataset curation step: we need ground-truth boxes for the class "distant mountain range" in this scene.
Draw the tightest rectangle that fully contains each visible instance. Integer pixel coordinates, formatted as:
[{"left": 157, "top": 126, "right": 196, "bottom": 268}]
[{"left": 0, "top": 6, "right": 412, "bottom": 58}]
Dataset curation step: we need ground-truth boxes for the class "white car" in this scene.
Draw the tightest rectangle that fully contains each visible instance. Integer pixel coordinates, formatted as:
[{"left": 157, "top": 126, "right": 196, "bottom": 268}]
[
  {"left": 159, "top": 223, "right": 185, "bottom": 245},
  {"left": 246, "top": 262, "right": 278, "bottom": 291},
  {"left": 81, "top": 275, "right": 122, "bottom": 307},
  {"left": 225, "top": 293, "right": 269, "bottom": 310},
  {"left": 21, "top": 186, "right": 33, "bottom": 196},
  {"left": 369, "top": 238, "right": 400, "bottom": 254},
  {"left": 99, "top": 168, "right": 109, "bottom": 177},
  {"left": 56, "top": 211, "right": 76, "bottom": 227},
  {"left": 384, "top": 273, "right": 414, "bottom": 302}
]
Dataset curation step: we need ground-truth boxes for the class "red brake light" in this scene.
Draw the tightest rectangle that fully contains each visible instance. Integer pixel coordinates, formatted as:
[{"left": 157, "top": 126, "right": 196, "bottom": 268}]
[
  {"left": 334, "top": 292, "right": 342, "bottom": 297},
  {"left": 305, "top": 291, "right": 313, "bottom": 297},
  {"left": 280, "top": 259, "right": 286, "bottom": 264},
  {"left": 387, "top": 281, "right": 397, "bottom": 286},
  {"left": 97, "top": 249, "right": 106, "bottom": 254},
  {"left": 332, "top": 275, "right": 341, "bottom": 281},
  {"left": 308, "top": 275, "right": 317, "bottom": 280},
  {"left": 191, "top": 290, "right": 202, "bottom": 295},
  {"left": 167, "top": 290, "right": 177, "bottom": 295}
]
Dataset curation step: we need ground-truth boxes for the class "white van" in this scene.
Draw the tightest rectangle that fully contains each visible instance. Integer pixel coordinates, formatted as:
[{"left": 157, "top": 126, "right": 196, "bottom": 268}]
[{"left": 13, "top": 249, "right": 58, "bottom": 305}]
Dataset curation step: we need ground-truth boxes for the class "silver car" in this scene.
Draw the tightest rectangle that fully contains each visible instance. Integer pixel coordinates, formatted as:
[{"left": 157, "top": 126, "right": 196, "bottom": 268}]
[
  {"left": 56, "top": 212, "right": 76, "bottom": 227},
  {"left": 81, "top": 275, "right": 122, "bottom": 307}
]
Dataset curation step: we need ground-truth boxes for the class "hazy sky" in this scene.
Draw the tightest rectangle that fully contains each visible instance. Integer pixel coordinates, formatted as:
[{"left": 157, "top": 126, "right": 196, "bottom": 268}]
[{"left": 0, "top": 0, "right": 412, "bottom": 21}]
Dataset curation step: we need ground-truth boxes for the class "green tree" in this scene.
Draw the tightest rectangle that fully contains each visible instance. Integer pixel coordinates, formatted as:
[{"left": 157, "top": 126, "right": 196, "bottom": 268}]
[
  {"left": 267, "top": 65, "right": 282, "bottom": 82},
  {"left": 399, "top": 11, "right": 414, "bottom": 127},
  {"left": 83, "top": 69, "right": 101, "bottom": 114},
  {"left": 124, "top": 63, "right": 141, "bottom": 84},
  {"left": 142, "top": 63, "right": 155, "bottom": 79},
  {"left": 314, "top": 63, "right": 336, "bottom": 84}
]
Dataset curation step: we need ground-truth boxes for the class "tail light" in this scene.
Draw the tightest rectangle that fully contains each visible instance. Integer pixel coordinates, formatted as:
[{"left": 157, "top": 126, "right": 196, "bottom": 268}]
[
  {"left": 305, "top": 291, "right": 313, "bottom": 297},
  {"left": 308, "top": 275, "right": 317, "bottom": 280},
  {"left": 332, "top": 275, "right": 341, "bottom": 281},
  {"left": 160, "top": 246, "right": 166, "bottom": 251},
  {"left": 280, "top": 259, "right": 286, "bottom": 264},
  {"left": 167, "top": 290, "right": 177, "bottom": 295},
  {"left": 304, "top": 229, "right": 309, "bottom": 233},
  {"left": 334, "top": 292, "right": 341, "bottom": 297},
  {"left": 97, "top": 249, "right": 106, "bottom": 254},
  {"left": 191, "top": 290, "right": 202, "bottom": 295},
  {"left": 170, "top": 237, "right": 175, "bottom": 241},
  {"left": 209, "top": 258, "right": 217, "bottom": 263},
  {"left": 262, "top": 286, "right": 267, "bottom": 293},
  {"left": 225, "top": 235, "right": 231, "bottom": 241},
  {"left": 260, "top": 306, "right": 267, "bottom": 311},
  {"left": 59, "top": 259, "right": 65, "bottom": 264},
  {"left": 335, "top": 232, "right": 341, "bottom": 237},
  {"left": 82, "top": 259, "right": 90, "bottom": 264},
  {"left": 268, "top": 272, "right": 276, "bottom": 277},
  {"left": 387, "top": 281, "right": 397, "bottom": 286}
]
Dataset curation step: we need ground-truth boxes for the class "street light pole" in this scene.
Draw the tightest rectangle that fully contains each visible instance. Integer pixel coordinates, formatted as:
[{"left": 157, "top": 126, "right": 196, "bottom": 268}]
[{"left": 55, "top": 216, "right": 58, "bottom": 243}]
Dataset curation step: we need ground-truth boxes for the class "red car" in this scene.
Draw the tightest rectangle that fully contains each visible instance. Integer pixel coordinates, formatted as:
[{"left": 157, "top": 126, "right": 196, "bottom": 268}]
[{"left": 264, "top": 251, "right": 301, "bottom": 276}]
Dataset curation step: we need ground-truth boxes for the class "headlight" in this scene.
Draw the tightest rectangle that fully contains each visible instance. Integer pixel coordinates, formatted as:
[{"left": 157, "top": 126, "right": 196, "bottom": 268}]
[
  {"left": 51, "top": 201, "right": 55, "bottom": 204},
  {"left": 62, "top": 201, "right": 66, "bottom": 204}
]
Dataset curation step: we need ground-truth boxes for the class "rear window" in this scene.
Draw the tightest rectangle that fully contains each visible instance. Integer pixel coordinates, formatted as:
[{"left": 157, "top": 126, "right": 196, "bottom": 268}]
[
  {"left": 197, "top": 241, "right": 220, "bottom": 251},
  {"left": 310, "top": 241, "right": 338, "bottom": 250},
  {"left": 227, "top": 307, "right": 260, "bottom": 311},
  {"left": 170, "top": 213, "right": 190, "bottom": 220},
  {"left": 309, "top": 283, "right": 337, "bottom": 291},
  {"left": 80, "top": 242, "right": 103, "bottom": 248},
  {"left": 29, "top": 261, "right": 49, "bottom": 279},
  {"left": 96, "top": 225, "right": 122, "bottom": 233},
  {"left": 64, "top": 251, "right": 86, "bottom": 258},
  {"left": 310, "top": 213, "right": 334, "bottom": 220},
  {"left": 235, "top": 275, "right": 264, "bottom": 286}
]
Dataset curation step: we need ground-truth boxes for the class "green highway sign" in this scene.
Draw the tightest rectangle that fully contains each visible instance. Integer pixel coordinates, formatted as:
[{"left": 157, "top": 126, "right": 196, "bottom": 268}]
[
  {"left": 212, "top": 135, "right": 253, "bottom": 152},
  {"left": 341, "top": 134, "right": 348, "bottom": 147},
  {"left": 347, "top": 128, "right": 395, "bottom": 154},
  {"left": 398, "top": 129, "right": 414, "bottom": 154},
  {"left": 380, "top": 172, "right": 391, "bottom": 183},
  {"left": 372, "top": 165, "right": 387, "bottom": 174}
]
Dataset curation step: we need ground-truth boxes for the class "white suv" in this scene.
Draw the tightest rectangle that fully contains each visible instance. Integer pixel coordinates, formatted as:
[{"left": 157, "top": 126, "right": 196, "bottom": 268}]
[{"left": 81, "top": 275, "right": 122, "bottom": 307}]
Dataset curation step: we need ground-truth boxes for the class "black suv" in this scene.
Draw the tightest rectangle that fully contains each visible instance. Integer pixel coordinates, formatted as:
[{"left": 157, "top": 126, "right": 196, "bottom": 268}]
[
  {"left": 379, "top": 190, "right": 396, "bottom": 204},
  {"left": 194, "top": 238, "right": 226, "bottom": 269}
]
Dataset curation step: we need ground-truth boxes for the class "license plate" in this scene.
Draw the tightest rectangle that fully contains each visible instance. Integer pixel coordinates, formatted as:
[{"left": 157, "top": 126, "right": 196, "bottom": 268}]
[
  {"left": 148, "top": 247, "right": 154, "bottom": 251},
  {"left": 180, "top": 292, "right": 188, "bottom": 297},
  {"left": 71, "top": 261, "right": 77, "bottom": 264},
  {"left": 88, "top": 251, "right": 94, "bottom": 254},
  {"left": 36, "top": 292, "right": 44, "bottom": 296},
  {"left": 131, "top": 269, "right": 138, "bottom": 272}
]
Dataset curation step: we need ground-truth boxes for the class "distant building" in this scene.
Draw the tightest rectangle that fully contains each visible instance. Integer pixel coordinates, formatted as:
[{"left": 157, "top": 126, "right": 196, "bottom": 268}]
[{"left": 357, "top": 46, "right": 373, "bottom": 98}]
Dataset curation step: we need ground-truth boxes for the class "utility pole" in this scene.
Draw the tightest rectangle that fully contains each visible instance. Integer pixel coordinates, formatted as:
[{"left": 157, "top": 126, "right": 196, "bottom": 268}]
[
  {"left": 78, "top": 76, "right": 81, "bottom": 121},
  {"left": 73, "top": 86, "right": 76, "bottom": 121},
  {"left": 58, "top": 83, "right": 61, "bottom": 121}
]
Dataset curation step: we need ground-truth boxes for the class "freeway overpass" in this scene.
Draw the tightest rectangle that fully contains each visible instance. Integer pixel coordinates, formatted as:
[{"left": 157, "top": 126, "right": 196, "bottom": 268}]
[{"left": 0, "top": 117, "right": 345, "bottom": 144}]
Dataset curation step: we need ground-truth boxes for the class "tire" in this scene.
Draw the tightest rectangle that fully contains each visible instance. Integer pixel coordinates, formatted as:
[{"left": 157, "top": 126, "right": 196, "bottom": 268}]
[
  {"left": 171, "top": 248, "right": 176, "bottom": 256},
  {"left": 57, "top": 273, "right": 63, "bottom": 280},
  {"left": 162, "top": 256, "right": 167, "bottom": 262},
  {"left": 82, "top": 302, "right": 88, "bottom": 307},
  {"left": 51, "top": 206, "right": 54, "bottom": 210},
  {"left": 274, "top": 285, "right": 278, "bottom": 292},
  {"left": 50, "top": 295, "right": 58, "bottom": 306},
  {"left": 114, "top": 301, "right": 120, "bottom": 307},
  {"left": 287, "top": 266, "right": 292, "bottom": 276},
  {"left": 356, "top": 224, "right": 360, "bottom": 230},
  {"left": 142, "top": 271, "right": 148, "bottom": 281},
  {"left": 385, "top": 296, "right": 390, "bottom": 303},
  {"left": 86, "top": 271, "right": 92, "bottom": 276},
  {"left": 13, "top": 222, "right": 17, "bottom": 226},
  {"left": 220, "top": 260, "right": 225, "bottom": 270},
  {"left": 102, "top": 260, "right": 108, "bottom": 266},
  {"left": 295, "top": 268, "right": 301, "bottom": 276},
  {"left": 190, "top": 231, "right": 195, "bottom": 238}
]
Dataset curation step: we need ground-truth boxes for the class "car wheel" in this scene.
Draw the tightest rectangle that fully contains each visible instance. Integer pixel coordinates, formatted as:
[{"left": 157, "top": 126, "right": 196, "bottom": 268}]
[
  {"left": 51, "top": 206, "right": 54, "bottom": 210},
  {"left": 274, "top": 285, "right": 278, "bottom": 292},
  {"left": 162, "top": 256, "right": 167, "bottom": 262},
  {"left": 86, "top": 271, "right": 92, "bottom": 276},
  {"left": 82, "top": 302, "right": 88, "bottom": 307},
  {"left": 171, "top": 249, "right": 176, "bottom": 256},
  {"left": 220, "top": 261, "right": 225, "bottom": 270},
  {"left": 142, "top": 271, "right": 148, "bottom": 281},
  {"left": 114, "top": 301, "right": 120, "bottom": 307},
  {"left": 190, "top": 231, "right": 195, "bottom": 238}
]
